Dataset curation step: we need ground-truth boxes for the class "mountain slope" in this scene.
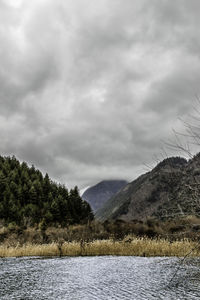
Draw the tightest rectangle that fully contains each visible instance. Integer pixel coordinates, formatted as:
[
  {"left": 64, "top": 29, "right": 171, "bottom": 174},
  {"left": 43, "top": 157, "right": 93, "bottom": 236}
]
[
  {"left": 82, "top": 180, "right": 128, "bottom": 212},
  {"left": 95, "top": 157, "right": 192, "bottom": 221},
  {"left": 0, "top": 155, "right": 93, "bottom": 226}
]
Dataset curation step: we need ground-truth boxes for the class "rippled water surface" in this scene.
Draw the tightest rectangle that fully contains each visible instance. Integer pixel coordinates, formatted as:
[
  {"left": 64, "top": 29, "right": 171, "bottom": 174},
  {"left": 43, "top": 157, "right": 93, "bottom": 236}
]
[{"left": 1, "top": 256, "right": 200, "bottom": 299}]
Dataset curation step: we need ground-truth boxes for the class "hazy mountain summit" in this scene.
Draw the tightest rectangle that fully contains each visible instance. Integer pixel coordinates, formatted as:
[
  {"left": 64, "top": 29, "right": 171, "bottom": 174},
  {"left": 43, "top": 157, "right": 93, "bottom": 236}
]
[{"left": 82, "top": 180, "right": 128, "bottom": 212}]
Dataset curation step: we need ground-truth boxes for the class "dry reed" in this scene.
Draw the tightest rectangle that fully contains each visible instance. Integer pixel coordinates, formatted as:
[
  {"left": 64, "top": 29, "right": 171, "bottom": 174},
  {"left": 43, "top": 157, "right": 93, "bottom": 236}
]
[{"left": 0, "top": 237, "right": 200, "bottom": 258}]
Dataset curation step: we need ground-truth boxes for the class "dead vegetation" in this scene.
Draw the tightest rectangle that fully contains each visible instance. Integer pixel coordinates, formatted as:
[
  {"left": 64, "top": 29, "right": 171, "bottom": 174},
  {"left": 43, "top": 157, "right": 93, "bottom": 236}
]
[
  {"left": 1, "top": 216, "right": 200, "bottom": 247},
  {"left": 0, "top": 237, "right": 200, "bottom": 258},
  {"left": 1, "top": 217, "right": 200, "bottom": 257}
]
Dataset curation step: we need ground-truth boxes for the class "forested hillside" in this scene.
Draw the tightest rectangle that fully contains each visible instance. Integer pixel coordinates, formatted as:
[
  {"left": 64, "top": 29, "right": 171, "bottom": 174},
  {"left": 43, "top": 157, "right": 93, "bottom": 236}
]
[{"left": 0, "top": 156, "right": 93, "bottom": 226}]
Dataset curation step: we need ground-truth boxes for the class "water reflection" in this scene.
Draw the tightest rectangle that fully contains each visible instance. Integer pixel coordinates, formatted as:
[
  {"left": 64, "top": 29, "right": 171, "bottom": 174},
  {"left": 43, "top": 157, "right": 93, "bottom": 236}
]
[{"left": 0, "top": 256, "right": 200, "bottom": 299}]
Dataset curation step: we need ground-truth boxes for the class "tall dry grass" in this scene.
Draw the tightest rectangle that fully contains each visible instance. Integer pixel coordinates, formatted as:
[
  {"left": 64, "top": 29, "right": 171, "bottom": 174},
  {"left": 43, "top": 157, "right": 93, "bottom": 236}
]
[{"left": 0, "top": 237, "right": 200, "bottom": 258}]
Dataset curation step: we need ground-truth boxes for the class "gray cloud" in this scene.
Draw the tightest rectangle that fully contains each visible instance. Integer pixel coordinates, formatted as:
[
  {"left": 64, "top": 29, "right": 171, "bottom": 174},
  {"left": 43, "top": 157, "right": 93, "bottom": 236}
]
[{"left": 0, "top": 0, "right": 200, "bottom": 188}]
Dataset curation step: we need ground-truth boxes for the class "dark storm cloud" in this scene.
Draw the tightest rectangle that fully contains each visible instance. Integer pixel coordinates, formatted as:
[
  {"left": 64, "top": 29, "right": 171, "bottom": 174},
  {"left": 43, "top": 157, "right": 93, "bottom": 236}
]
[{"left": 0, "top": 0, "right": 200, "bottom": 188}]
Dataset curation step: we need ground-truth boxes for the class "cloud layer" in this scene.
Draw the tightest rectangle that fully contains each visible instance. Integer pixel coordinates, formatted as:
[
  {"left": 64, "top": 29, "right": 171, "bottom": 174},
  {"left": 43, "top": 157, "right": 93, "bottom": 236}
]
[{"left": 1, "top": 0, "right": 200, "bottom": 188}]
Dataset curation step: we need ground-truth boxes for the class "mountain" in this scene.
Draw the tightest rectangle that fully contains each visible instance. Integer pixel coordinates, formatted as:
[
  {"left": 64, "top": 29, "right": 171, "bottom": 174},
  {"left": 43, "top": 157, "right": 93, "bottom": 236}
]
[
  {"left": 95, "top": 156, "right": 200, "bottom": 221},
  {"left": 0, "top": 155, "right": 93, "bottom": 226},
  {"left": 82, "top": 180, "right": 128, "bottom": 212}
]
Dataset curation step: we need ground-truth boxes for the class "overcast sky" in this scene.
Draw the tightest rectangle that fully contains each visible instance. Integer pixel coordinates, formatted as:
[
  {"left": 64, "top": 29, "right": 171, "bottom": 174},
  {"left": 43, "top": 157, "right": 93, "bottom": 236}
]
[{"left": 1, "top": 0, "right": 200, "bottom": 189}]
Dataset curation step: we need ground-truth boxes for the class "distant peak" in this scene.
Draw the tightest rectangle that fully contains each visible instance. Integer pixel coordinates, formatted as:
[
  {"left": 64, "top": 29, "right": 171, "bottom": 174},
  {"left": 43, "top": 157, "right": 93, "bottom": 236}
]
[{"left": 82, "top": 179, "right": 128, "bottom": 212}]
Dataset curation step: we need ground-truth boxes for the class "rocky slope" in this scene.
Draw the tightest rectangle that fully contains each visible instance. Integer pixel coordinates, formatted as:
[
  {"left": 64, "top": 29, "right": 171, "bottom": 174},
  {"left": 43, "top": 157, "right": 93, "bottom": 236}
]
[
  {"left": 95, "top": 155, "right": 200, "bottom": 221},
  {"left": 82, "top": 180, "right": 128, "bottom": 212}
]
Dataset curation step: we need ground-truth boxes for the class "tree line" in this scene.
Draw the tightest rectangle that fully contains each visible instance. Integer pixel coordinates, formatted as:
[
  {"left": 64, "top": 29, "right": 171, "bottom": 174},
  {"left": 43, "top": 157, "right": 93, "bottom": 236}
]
[{"left": 0, "top": 156, "right": 93, "bottom": 227}]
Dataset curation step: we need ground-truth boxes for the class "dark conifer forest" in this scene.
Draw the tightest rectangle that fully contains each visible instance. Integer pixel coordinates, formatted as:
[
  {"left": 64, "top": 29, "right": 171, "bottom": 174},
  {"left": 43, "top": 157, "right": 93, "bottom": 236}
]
[{"left": 0, "top": 156, "right": 93, "bottom": 226}]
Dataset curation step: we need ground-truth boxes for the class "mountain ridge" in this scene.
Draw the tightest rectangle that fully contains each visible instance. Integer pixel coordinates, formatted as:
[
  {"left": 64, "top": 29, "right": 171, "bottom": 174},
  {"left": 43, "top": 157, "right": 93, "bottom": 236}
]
[{"left": 95, "top": 156, "right": 200, "bottom": 221}]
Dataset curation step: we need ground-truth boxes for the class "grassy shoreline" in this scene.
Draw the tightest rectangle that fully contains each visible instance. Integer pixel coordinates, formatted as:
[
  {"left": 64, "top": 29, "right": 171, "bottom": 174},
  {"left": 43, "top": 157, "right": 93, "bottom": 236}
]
[
  {"left": 1, "top": 238, "right": 200, "bottom": 258},
  {"left": 1, "top": 217, "right": 200, "bottom": 258}
]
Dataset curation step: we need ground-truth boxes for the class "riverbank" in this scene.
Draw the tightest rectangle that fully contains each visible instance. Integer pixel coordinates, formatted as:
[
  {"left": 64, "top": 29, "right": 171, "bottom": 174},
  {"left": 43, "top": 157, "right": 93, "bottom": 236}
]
[{"left": 1, "top": 237, "right": 200, "bottom": 258}]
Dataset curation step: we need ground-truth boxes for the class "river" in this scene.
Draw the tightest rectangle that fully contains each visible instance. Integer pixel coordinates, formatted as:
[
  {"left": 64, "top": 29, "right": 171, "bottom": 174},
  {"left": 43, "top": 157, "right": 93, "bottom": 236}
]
[{"left": 0, "top": 256, "right": 200, "bottom": 299}]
